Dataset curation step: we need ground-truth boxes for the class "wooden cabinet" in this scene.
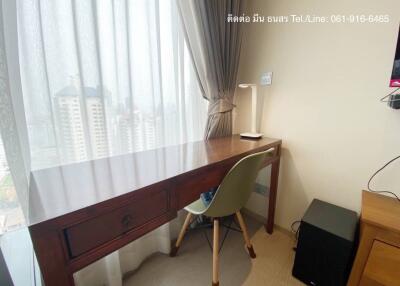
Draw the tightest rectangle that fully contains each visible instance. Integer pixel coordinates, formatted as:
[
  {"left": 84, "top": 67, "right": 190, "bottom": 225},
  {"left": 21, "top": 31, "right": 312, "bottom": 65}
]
[
  {"left": 360, "top": 241, "right": 400, "bottom": 286},
  {"left": 348, "top": 191, "right": 400, "bottom": 286}
]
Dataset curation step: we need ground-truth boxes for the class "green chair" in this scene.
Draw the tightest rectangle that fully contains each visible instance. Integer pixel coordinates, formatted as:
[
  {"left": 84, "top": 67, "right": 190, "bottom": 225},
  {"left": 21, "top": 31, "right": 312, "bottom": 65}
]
[{"left": 170, "top": 149, "right": 273, "bottom": 286}]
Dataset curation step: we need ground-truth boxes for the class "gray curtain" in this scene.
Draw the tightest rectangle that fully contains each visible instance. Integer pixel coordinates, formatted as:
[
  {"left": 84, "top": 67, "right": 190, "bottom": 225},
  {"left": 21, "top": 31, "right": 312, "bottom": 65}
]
[{"left": 177, "top": 0, "right": 244, "bottom": 139}]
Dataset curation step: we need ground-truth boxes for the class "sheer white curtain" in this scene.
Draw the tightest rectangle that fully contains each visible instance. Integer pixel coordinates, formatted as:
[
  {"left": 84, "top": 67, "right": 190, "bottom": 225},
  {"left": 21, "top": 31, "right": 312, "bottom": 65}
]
[
  {"left": 15, "top": 0, "right": 207, "bottom": 285},
  {"left": 18, "top": 0, "right": 207, "bottom": 170}
]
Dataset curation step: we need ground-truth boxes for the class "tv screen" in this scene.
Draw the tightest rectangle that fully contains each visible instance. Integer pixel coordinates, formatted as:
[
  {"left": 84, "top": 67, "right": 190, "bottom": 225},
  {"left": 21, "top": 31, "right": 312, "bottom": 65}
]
[{"left": 390, "top": 27, "right": 400, "bottom": 87}]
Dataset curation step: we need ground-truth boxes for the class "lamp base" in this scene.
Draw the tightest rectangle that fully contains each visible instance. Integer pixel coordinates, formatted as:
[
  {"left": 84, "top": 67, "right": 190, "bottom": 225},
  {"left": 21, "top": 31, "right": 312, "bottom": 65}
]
[{"left": 240, "top": 132, "right": 263, "bottom": 139}]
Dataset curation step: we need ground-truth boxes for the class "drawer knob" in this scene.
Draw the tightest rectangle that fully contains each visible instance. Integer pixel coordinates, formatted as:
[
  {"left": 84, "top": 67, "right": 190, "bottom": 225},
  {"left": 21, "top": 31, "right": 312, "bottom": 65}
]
[{"left": 121, "top": 214, "right": 133, "bottom": 227}]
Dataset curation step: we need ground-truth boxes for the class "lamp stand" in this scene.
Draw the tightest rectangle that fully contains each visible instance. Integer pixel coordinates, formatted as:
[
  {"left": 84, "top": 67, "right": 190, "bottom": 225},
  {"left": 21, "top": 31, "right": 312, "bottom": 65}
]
[{"left": 240, "top": 86, "right": 263, "bottom": 139}]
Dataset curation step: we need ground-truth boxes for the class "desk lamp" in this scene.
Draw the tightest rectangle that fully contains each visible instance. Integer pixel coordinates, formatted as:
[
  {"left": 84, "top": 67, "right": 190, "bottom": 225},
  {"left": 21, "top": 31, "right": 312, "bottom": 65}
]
[{"left": 238, "top": 83, "right": 263, "bottom": 139}]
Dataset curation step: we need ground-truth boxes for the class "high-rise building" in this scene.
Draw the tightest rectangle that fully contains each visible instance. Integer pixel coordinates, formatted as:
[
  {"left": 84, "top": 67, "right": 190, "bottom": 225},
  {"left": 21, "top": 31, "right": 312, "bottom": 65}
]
[
  {"left": 54, "top": 86, "right": 88, "bottom": 163},
  {"left": 54, "top": 85, "right": 109, "bottom": 163},
  {"left": 85, "top": 89, "right": 109, "bottom": 158},
  {"left": 143, "top": 114, "right": 156, "bottom": 149},
  {"left": 118, "top": 110, "right": 144, "bottom": 153},
  {"left": 119, "top": 114, "right": 133, "bottom": 153}
]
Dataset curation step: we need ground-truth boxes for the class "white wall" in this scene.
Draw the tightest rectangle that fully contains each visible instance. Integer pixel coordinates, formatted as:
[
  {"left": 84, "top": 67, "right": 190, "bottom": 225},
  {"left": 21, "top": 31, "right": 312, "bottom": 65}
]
[{"left": 236, "top": 0, "right": 400, "bottom": 230}]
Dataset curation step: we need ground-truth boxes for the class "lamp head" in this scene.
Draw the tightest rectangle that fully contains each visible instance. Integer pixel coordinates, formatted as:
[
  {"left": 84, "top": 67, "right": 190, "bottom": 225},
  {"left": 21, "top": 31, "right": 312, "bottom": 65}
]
[{"left": 238, "top": 83, "right": 256, "bottom": 89}]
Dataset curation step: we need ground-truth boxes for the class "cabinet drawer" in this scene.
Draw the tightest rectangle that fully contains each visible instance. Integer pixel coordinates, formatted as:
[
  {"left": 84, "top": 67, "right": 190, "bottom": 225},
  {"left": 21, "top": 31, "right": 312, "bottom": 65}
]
[
  {"left": 65, "top": 189, "right": 169, "bottom": 258},
  {"left": 361, "top": 240, "right": 400, "bottom": 286}
]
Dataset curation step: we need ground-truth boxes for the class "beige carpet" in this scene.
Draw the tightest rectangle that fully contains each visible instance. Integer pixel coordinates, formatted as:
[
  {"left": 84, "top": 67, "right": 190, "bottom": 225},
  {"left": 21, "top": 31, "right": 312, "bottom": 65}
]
[{"left": 123, "top": 216, "right": 305, "bottom": 286}]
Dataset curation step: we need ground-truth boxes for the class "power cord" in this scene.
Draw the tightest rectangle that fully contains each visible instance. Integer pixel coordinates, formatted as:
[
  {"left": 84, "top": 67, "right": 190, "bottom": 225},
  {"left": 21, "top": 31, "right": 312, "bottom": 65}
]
[
  {"left": 367, "top": 155, "right": 400, "bottom": 202},
  {"left": 380, "top": 87, "right": 400, "bottom": 103},
  {"left": 290, "top": 220, "right": 301, "bottom": 251}
]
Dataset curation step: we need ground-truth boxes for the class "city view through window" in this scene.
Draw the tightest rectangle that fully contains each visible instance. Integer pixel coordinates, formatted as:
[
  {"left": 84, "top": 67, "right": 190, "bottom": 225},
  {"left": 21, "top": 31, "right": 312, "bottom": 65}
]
[
  {"left": 26, "top": 72, "right": 207, "bottom": 171},
  {"left": 17, "top": 0, "right": 208, "bottom": 171},
  {"left": 0, "top": 139, "right": 25, "bottom": 234},
  {"left": 29, "top": 82, "right": 162, "bottom": 169}
]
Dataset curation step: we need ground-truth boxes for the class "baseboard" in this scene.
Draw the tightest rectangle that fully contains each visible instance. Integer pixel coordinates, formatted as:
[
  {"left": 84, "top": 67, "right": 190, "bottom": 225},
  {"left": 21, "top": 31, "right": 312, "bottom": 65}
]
[
  {"left": 242, "top": 208, "right": 293, "bottom": 237},
  {"left": 242, "top": 208, "right": 266, "bottom": 224}
]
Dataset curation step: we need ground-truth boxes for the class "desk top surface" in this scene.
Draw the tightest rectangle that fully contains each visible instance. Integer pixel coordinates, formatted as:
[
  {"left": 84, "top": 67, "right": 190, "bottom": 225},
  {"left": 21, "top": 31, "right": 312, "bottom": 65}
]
[
  {"left": 28, "top": 135, "right": 281, "bottom": 226},
  {"left": 361, "top": 190, "right": 400, "bottom": 234}
]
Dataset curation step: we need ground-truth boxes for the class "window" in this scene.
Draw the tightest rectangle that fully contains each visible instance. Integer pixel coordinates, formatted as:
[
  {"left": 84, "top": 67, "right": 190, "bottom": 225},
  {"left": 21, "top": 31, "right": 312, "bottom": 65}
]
[
  {"left": 17, "top": 0, "right": 208, "bottom": 170},
  {"left": 0, "top": 139, "right": 25, "bottom": 234}
]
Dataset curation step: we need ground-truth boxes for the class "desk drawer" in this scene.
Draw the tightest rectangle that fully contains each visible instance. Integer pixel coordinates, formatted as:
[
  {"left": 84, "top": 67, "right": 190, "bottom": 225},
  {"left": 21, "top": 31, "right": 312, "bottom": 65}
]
[
  {"left": 361, "top": 240, "right": 400, "bottom": 286},
  {"left": 64, "top": 189, "right": 169, "bottom": 258},
  {"left": 176, "top": 164, "right": 231, "bottom": 209}
]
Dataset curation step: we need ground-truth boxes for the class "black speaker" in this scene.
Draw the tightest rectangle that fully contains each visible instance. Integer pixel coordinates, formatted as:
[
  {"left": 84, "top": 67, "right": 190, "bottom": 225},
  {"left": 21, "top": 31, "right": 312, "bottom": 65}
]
[
  {"left": 292, "top": 199, "right": 358, "bottom": 286},
  {"left": 388, "top": 93, "right": 400, "bottom": 109}
]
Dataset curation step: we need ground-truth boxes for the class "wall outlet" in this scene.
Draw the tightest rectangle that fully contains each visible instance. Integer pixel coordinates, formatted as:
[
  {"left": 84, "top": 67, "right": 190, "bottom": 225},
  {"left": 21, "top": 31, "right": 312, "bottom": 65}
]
[
  {"left": 254, "top": 183, "right": 269, "bottom": 196},
  {"left": 260, "top": 72, "right": 273, "bottom": 86}
]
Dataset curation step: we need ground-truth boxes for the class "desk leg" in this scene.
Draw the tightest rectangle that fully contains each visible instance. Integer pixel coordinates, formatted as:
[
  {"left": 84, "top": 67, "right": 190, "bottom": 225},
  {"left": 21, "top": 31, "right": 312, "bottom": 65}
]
[
  {"left": 29, "top": 225, "right": 75, "bottom": 286},
  {"left": 265, "top": 156, "right": 280, "bottom": 234}
]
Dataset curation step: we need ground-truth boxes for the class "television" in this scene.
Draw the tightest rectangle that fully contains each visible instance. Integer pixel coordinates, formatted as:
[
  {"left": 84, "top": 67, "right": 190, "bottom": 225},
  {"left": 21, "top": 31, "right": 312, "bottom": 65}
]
[{"left": 390, "top": 27, "right": 400, "bottom": 87}]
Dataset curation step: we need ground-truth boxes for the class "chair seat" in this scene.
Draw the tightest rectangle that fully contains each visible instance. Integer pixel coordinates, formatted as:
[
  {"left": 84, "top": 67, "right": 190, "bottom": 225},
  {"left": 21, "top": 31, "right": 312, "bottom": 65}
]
[{"left": 184, "top": 198, "right": 208, "bottom": 215}]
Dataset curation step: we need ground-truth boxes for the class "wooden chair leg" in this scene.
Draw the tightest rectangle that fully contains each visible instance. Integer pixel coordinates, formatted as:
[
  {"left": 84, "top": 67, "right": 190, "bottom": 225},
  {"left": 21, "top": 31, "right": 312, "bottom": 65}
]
[
  {"left": 235, "top": 211, "right": 256, "bottom": 258},
  {"left": 212, "top": 218, "right": 220, "bottom": 286},
  {"left": 170, "top": 212, "right": 193, "bottom": 257}
]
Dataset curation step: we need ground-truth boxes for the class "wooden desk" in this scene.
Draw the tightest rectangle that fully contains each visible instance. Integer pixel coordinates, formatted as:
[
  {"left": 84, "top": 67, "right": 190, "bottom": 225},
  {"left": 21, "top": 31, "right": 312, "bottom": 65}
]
[
  {"left": 347, "top": 191, "right": 400, "bottom": 286},
  {"left": 28, "top": 135, "right": 282, "bottom": 285}
]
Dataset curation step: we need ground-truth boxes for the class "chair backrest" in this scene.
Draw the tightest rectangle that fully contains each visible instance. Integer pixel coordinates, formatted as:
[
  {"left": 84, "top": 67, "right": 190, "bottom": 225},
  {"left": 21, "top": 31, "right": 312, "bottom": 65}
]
[{"left": 203, "top": 149, "right": 273, "bottom": 218}]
